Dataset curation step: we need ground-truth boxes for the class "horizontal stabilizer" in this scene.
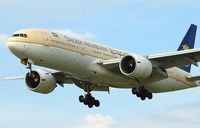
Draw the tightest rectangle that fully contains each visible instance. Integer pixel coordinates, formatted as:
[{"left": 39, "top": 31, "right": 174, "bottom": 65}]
[{"left": 186, "top": 75, "right": 200, "bottom": 81}]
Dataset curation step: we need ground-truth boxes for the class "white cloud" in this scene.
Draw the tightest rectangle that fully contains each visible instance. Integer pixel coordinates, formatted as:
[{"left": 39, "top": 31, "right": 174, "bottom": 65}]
[
  {"left": 0, "top": 103, "right": 200, "bottom": 128},
  {"left": 0, "top": 103, "right": 114, "bottom": 128},
  {"left": 54, "top": 29, "right": 94, "bottom": 40},
  {"left": 0, "top": 34, "right": 9, "bottom": 47},
  {"left": 82, "top": 114, "right": 114, "bottom": 128},
  {"left": 60, "top": 114, "right": 114, "bottom": 128}
]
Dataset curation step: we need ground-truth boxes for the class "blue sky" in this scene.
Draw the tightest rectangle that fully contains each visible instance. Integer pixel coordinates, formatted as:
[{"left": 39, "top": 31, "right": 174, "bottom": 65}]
[{"left": 1, "top": 0, "right": 200, "bottom": 127}]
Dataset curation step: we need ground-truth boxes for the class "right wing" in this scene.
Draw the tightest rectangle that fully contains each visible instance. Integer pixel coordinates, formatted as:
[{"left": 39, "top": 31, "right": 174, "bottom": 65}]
[
  {"left": 3, "top": 70, "right": 109, "bottom": 92},
  {"left": 3, "top": 76, "right": 25, "bottom": 80}
]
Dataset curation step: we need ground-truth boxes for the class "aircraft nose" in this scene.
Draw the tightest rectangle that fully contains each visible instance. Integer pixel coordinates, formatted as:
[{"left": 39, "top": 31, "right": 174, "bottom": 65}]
[{"left": 7, "top": 42, "right": 25, "bottom": 59}]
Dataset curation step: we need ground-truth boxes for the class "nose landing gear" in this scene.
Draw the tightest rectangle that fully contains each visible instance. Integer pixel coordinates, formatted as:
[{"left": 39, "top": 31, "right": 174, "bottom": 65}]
[
  {"left": 132, "top": 86, "right": 153, "bottom": 100},
  {"left": 21, "top": 58, "right": 34, "bottom": 75}
]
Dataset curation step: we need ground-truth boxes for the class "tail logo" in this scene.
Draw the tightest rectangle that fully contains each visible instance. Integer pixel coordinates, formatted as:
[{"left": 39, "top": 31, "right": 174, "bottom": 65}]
[{"left": 182, "top": 44, "right": 189, "bottom": 50}]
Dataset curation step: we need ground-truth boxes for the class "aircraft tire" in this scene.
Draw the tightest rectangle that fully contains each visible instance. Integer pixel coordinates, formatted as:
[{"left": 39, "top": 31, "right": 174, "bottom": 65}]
[
  {"left": 147, "top": 93, "right": 153, "bottom": 99},
  {"left": 83, "top": 101, "right": 87, "bottom": 105},
  {"left": 94, "top": 100, "right": 100, "bottom": 107},
  {"left": 88, "top": 103, "right": 93, "bottom": 108},
  {"left": 132, "top": 88, "right": 137, "bottom": 95},
  {"left": 136, "top": 93, "right": 140, "bottom": 97},
  {"left": 140, "top": 96, "right": 146, "bottom": 100},
  {"left": 79, "top": 95, "right": 84, "bottom": 103}
]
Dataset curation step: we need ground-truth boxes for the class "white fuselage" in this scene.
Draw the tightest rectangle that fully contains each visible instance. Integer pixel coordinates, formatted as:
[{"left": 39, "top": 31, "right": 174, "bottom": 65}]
[{"left": 7, "top": 29, "right": 198, "bottom": 93}]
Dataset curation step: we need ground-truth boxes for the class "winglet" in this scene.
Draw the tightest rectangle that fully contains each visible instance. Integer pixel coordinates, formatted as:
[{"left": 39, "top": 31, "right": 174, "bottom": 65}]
[{"left": 177, "top": 24, "right": 197, "bottom": 73}]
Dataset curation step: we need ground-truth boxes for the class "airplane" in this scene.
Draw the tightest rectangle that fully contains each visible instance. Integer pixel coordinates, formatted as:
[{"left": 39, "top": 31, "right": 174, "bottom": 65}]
[{"left": 4, "top": 24, "right": 200, "bottom": 108}]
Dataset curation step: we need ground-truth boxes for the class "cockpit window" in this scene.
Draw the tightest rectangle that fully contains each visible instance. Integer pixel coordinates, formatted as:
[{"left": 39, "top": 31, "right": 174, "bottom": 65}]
[
  {"left": 12, "top": 34, "right": 19, "bottom": 37},
  {"left": 12, "top": 33, "right": 28, "bottom": 38}
]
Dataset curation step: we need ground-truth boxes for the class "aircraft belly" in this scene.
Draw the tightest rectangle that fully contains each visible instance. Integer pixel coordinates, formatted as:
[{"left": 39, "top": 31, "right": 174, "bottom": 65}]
[{"left": 23, "top": 43, "right": 138, "bottom": 88}]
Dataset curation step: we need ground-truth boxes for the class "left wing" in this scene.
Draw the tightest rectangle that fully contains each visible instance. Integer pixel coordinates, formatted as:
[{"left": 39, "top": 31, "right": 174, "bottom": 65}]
[
  {"left": 147, "top": 48, "right": 200, "bottom": 69},
  {"left": 97, "top": 48, "right": 200, "bottom": 74}
]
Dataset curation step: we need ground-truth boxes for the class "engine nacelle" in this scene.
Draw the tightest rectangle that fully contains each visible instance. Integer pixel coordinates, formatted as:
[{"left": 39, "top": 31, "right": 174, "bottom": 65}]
[
  {"left": 25, "top": 69, "right": 57, "bottom": 94},
  {"left": 119, "top": 54, "right": 152, "bottom": 79}
]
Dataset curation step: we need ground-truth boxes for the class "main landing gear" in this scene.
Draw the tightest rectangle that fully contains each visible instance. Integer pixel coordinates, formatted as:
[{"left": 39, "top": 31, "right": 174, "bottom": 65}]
[
  {"left": 74, "top": 81, "right": 101, "bottom": 108},
  {"left": 132, "top": 86, "right": 153, "bottom": 100},
  {"left": 79, "top": 93, "right": 100, "bottom": 108}
]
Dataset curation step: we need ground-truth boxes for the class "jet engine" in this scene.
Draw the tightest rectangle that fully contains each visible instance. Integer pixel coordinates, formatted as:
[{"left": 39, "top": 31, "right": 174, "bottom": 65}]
[
  {"left": 119, "top": 54, "right": 152, "bottom": 79},
  {"left": 25, "top": 69, "right": 57, "bottom": 94}
]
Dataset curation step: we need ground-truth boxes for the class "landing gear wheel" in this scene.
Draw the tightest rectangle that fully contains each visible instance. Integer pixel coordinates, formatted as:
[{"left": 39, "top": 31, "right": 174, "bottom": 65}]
[
  {"left": 94, "top": 100, "right": 100, "bottom": 107},
  {"left": 132, "top": 88, "right": 137, "bottom": 95},
  {"left": 147, "top": 93, "right": 153, "bottom": 99},
  {"left": 132, "top": 86, "right": 153, "bottom": 101},
  {"left": 79, "top": 95, "right": 84, "bottom": 103},
  {"left": 136, "top": 93, "right": 140, "bottom": 97},
  {"left": 88, "top": 103, "right": 93, "bottom": 108},
  {"left": 91, "top": 97, "right": 95, "bottom": 102},
  {"left": 79, "top": 94, "right": 100, "bottom": 108},
  {"left": 84, "top": 101, "right": 88, "bottom": 105},
  {"left": 140, "top": 96, "right": 146, "bottom": 100}
]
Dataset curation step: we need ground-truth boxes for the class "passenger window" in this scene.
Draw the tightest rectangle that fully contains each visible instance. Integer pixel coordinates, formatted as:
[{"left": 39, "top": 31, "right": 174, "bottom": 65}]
[
  {"left": 20, "top": 34, "right": 24, "bottom": 37},
  {"left": 24, "top": 34, "right": 27, "bottom": 37}
]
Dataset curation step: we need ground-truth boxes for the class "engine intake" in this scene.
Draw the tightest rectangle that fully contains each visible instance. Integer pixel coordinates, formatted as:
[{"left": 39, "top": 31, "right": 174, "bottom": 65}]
[
  {"left": 25, "top": 69, "right": 57, "bottom": 94},
  {"left": 119, "top": 54, "right": 152, "bottom": 79}
]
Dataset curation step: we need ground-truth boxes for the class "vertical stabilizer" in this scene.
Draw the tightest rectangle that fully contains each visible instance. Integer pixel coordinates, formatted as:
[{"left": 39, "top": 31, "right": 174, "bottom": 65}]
[{"left": 177, "top": 24, "right": 197, "bottom": 73}]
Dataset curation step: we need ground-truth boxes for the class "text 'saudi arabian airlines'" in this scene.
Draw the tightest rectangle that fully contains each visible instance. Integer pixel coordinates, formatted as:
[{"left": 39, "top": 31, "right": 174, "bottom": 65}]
[{"left": 5, "top": 24, "right": 200, "bottom": 108}]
